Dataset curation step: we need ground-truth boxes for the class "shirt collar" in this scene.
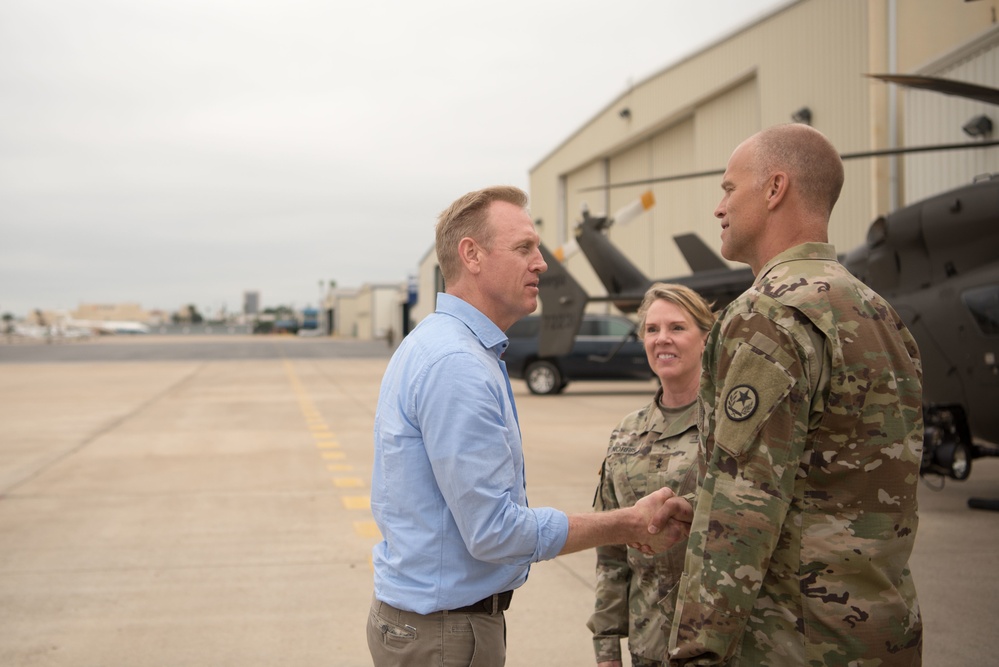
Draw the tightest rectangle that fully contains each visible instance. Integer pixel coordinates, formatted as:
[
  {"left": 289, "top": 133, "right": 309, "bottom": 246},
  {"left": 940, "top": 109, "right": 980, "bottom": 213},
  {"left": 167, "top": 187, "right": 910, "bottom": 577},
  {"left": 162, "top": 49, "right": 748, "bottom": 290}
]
[{"left": 436, "top": 293, "right": 510, "bottom": 356}]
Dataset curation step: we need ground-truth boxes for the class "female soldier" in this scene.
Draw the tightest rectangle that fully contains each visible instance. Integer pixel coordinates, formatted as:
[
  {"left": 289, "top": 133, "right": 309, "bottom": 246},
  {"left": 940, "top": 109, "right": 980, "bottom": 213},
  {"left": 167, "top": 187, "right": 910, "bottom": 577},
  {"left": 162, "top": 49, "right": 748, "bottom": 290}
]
[{"left": 588, "top": 283, "right": 714, "bottom": 667}]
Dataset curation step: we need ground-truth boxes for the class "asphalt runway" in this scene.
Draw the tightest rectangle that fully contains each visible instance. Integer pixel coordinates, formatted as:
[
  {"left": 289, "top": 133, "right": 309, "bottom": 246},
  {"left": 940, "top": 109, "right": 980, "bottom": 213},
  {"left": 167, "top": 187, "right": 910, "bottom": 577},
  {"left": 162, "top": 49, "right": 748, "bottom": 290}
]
[
  {"left": 1, "top": 336, "right": 997, "bottom": 666},
  {"left": 0, "top": 334, "right": 395, "bottom": 363}
]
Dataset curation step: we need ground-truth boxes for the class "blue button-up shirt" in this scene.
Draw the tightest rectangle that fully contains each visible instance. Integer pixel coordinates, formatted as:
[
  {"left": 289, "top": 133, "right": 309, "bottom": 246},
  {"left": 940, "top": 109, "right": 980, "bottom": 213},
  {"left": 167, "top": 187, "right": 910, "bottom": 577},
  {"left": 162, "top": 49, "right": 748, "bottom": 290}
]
[{"left": 371, "top": 293, "right": 569, "bottom": 614}]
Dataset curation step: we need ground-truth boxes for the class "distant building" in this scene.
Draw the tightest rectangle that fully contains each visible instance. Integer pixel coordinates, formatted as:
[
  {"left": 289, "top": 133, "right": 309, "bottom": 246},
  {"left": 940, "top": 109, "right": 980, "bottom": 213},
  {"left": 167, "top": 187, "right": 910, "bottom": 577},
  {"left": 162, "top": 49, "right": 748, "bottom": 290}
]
[
  {"left": 411, "top": 245, "right": 440, "bottom": 325},
  {"left": 301, "top": 307, "right": 319, "bottom": 331},
  {"left": 174, "top": 304, "right": 203, "bottom": 324},
  {"left": 73, "top": 302, "right": 150, "bottom": 323},
  {"left": 332, "top": 283, "right": 406, "bottom": 342},
  {"left": 147, "top": 310, "right": 169, "bottom": 326},
  {"left": 243, "top": 291, "right": 260, "bottom": 316},
  {"left": 25, "top": 309, "right": 63, "bottom": 327}
]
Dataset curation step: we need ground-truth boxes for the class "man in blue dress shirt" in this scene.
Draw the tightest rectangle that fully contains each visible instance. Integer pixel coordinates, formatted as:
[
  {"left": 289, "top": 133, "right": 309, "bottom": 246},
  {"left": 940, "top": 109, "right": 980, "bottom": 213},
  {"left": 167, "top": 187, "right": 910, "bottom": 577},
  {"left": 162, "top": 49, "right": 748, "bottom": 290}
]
[{"left": 367, "top": 185, "right": 678, "bottom": 667}]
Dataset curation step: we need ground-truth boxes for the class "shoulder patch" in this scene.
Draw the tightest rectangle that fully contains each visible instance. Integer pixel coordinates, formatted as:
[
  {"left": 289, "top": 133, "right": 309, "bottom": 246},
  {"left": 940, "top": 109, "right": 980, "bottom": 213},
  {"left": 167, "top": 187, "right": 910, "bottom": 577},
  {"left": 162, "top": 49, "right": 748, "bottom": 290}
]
[{"left": 724, "top": 385, "right": 758, "bottom": 422}]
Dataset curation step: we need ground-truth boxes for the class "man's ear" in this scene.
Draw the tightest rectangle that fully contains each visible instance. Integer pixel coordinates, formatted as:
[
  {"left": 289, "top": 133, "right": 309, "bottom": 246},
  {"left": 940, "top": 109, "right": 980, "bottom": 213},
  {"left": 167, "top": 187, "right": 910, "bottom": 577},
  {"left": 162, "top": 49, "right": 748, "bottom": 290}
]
[
  {"left": 458, "top": 237, "right": 482, "bottom": 274},
  {"left": 766, "top": 172, "right": 789, "bottom": 210}
]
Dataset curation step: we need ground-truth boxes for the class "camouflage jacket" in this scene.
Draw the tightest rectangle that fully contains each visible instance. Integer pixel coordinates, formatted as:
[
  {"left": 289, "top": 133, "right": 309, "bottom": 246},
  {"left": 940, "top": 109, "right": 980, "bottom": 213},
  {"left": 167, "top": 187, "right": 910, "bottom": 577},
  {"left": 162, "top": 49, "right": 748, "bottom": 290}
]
[
  {"left": 589, "top": 388, "right": 700, "bottom": 664},
  {"left": 667, "top": 243, "right": 924, "bottom": 666}
]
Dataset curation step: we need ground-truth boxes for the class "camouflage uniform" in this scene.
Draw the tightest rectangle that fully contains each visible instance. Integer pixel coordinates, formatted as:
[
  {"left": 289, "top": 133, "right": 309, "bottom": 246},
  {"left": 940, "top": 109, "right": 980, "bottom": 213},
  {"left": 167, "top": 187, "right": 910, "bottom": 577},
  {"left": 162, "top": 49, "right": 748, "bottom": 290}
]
[
  {"left": 666, "top": 243, "right": 923, "bottom": 666},
  {"left": 589, "top": 387, "right": 700, "bottom": 666}
]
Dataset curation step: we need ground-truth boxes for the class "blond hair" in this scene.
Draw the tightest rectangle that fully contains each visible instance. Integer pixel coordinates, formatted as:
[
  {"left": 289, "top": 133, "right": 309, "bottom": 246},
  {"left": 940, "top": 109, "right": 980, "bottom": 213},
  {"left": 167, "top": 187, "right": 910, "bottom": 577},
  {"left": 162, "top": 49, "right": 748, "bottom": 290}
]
[{"left": 636, "top": 282, "right": 715, "bottom": 334}]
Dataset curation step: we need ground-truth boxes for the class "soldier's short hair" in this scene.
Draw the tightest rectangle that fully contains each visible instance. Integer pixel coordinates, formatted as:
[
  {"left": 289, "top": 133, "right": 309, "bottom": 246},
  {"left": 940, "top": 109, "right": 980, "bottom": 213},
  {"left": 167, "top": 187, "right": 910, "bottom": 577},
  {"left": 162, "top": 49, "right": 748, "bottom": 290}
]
[{"left": 753, "top": 123, "right": 844, "bottom": 217}]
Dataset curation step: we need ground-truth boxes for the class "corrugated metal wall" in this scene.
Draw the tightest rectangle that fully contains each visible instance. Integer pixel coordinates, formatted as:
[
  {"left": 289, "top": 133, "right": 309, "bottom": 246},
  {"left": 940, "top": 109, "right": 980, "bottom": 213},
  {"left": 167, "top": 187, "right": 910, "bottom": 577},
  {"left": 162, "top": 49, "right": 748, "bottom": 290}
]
[
  {"left": 393, "top": 0, "right": 999, "bottom": 328},
  {"left": 531, "top": 0, "right": 880, "bottom": 310},
  {"left": 525, "top": 0, "right": 999, "bottom": 322},
  {"left": 903, "top": 27, "right": 999, "bottom": 204}
]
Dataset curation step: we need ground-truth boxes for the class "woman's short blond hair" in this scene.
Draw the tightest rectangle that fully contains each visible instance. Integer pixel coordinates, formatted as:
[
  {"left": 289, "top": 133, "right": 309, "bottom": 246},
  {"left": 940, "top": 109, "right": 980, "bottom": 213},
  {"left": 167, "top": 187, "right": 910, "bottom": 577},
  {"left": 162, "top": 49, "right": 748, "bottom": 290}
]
[{"left": 635, "top": 282, "right": 715, "bottom": 334}]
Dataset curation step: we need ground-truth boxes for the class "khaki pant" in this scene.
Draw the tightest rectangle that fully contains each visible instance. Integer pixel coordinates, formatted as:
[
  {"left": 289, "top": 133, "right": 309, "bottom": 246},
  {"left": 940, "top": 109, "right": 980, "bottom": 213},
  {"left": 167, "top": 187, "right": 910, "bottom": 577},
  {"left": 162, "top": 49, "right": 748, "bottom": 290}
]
[{"left": 367, "top": 595, "right": 507, "bottom": 667}]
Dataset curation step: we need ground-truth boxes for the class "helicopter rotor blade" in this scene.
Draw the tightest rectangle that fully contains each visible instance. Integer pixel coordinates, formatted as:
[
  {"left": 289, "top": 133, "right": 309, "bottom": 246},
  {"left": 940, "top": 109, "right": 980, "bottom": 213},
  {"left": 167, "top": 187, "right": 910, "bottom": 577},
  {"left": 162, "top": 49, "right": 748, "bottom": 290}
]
[
  {"left": 579, "top": 140, "right": 999, "bottom": 191},
  {"left": 579, "top": 73, "right": 999, "bottom": 194},
  {"left": 579, "top": 169, "right": 724, "bottom": 192},
  {"left": 867, "top": 73, "right": 999, "bottom": 105}
]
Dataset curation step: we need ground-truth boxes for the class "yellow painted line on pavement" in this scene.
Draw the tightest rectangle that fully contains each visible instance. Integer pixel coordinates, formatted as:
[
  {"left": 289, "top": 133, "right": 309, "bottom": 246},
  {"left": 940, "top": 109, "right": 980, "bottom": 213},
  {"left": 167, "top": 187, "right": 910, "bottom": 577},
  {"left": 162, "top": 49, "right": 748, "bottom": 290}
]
[
  {"left": 354, "top": 521, "right": 381, "bottom": 539},
  {"left": 285, "top": 360, "right": 378, "bottom": 570},
  {"left": 342, "top": 496, "right": 370, "bottom": 510}
]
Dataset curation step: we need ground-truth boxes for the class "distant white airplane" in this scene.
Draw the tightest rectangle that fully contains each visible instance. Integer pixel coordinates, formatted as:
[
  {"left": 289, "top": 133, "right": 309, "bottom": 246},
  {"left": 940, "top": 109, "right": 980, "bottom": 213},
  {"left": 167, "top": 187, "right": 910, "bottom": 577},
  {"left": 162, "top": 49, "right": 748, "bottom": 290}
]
[
  {"left": 10, "top": 322, "right": 91, "bottom": 339},
  {"left": 9, "top": 312, "right": 153, "bottom": 339},
  {"left": 65, "top": 318, "right": 151, "bottom": 335}
]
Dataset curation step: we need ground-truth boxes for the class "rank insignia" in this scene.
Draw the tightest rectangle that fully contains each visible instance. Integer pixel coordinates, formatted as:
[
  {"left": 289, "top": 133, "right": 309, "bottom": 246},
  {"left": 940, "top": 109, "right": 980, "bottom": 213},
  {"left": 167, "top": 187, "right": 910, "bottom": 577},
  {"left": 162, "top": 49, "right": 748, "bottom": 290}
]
[{"left": 724, "top": 385, "right": 758, "bottom": 421}]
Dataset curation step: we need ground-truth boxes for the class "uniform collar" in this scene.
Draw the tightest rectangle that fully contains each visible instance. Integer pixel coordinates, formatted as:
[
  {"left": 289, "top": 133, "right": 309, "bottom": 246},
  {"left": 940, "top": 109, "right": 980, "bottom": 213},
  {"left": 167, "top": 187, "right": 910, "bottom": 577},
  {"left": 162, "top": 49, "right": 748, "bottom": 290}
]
[
  {"left": 649, "top": 386, "right": 698, "bottom": 439},
  {"left": 756, "top": 242, "right": 837, "bottom": 283}
]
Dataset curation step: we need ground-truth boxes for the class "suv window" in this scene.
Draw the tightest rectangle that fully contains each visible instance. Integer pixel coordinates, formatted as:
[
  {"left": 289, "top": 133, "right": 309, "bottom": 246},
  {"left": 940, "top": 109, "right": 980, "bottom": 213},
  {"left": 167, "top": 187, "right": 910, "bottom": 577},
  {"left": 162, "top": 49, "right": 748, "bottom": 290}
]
[
  {"left": 506, "top": 317, "right": 541, "bottom": 338},
  {"left": 502, "top": 312, "right": 652, "bottom": 394},
  {"left": 577, "top": 317, "right": 636, "bottom": 337},
  {"left": 606, "top": 318, "right": 637, "bottom": 337}
]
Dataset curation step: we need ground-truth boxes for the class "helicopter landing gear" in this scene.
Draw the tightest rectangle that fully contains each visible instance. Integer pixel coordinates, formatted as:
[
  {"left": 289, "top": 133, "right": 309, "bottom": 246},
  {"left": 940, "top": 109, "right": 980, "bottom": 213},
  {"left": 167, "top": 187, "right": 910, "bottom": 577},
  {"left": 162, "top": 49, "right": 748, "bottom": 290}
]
[{"left": 921, "top": 405, "right": 974, "bottom": 480}]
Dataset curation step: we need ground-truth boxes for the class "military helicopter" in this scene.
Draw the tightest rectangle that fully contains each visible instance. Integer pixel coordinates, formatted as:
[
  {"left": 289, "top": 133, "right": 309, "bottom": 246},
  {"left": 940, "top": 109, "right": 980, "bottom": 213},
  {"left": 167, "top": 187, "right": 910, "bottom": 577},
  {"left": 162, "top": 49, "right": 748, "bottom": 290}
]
[{"left": 534, "top": 75, "right": 999, "bottom": 483}]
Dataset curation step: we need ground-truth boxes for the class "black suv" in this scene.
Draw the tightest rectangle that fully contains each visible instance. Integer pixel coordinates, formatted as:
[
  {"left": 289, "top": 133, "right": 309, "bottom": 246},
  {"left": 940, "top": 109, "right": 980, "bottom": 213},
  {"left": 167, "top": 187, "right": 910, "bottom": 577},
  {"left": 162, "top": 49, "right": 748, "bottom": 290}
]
[{"left": 503, "top": 314, "right": 654, "bottom": 395}]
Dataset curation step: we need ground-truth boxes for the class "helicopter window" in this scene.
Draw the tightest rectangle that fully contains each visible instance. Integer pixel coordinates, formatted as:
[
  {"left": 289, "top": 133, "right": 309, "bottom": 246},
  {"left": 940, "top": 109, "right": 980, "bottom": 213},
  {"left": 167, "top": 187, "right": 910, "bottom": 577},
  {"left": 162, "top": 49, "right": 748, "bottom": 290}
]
[{"left": 962, "top": 285, "right": 999, "bottom": 336}]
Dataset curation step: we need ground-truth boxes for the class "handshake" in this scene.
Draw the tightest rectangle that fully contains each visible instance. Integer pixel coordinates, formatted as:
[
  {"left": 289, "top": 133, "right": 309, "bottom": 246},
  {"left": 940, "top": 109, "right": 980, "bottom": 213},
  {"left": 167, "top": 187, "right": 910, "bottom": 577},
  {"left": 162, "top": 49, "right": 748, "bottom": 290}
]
[{"left": 628, "top": 487, "right": 694, "bottom": 554}]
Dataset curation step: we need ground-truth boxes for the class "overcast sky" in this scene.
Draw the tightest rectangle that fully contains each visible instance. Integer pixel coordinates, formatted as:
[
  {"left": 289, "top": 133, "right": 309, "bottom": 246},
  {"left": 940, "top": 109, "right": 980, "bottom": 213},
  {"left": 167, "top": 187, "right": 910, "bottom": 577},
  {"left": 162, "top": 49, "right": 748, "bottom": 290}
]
[{"left": 0, "top": 0, "right": 787, "bottom": 318}]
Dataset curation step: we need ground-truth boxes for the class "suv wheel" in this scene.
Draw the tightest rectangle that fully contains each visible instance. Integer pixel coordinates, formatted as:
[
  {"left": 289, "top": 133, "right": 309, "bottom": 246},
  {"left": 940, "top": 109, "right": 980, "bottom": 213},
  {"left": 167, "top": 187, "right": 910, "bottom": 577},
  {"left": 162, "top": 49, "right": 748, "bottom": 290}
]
[{"left": 526, "top": 360, "right": 562, "bottom": 395}]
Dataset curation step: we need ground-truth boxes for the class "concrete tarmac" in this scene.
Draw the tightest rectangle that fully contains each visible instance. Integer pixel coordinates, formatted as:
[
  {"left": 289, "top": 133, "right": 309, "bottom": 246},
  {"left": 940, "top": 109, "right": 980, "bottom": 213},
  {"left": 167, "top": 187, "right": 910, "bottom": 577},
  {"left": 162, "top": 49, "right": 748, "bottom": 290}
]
[{"left": 1, "top": 336, "right": 997, "bottom": 666}]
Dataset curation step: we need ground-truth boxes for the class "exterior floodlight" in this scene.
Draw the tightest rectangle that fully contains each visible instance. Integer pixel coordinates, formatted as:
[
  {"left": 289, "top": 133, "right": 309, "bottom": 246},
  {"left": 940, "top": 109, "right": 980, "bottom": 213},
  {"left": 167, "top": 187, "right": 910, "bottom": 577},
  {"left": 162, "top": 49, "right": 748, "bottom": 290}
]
[
  {"left": 962, "top": 114, "right": 993, "bottom": 138},
  {"left": 791, "top": 107, "right": 812, "bottom": 125}
]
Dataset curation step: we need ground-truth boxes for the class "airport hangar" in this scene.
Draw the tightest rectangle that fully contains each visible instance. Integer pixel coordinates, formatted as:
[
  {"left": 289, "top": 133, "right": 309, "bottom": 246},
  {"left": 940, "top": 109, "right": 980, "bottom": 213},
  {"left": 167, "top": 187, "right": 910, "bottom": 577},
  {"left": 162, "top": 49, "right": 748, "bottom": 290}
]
[{"left": 400, "top": 0, "right": 999, "bottom": 327}]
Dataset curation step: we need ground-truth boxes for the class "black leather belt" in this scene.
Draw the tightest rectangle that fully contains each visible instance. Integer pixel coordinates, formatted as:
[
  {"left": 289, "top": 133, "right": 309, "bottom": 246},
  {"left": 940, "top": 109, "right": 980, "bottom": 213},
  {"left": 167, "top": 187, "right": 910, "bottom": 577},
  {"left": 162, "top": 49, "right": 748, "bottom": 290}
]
[{"left": 449, "top": 590, "right": 513, "bottom": 614}]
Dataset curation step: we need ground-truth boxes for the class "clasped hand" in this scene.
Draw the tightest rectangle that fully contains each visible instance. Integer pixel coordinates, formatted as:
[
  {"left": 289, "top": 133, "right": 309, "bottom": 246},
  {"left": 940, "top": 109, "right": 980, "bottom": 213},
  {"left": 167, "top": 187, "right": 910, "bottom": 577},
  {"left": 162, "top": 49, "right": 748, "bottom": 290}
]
[{"left": 629, "top": 487, "right": 693, "bottom": 554}]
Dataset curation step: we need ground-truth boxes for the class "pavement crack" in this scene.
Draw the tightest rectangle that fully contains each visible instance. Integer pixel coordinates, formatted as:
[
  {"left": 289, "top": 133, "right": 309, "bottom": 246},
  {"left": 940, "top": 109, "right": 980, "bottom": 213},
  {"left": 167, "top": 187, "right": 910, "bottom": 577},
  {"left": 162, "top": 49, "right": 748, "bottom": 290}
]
[{"left": 0, "top": 363, "right": 208, "bottom": 498}]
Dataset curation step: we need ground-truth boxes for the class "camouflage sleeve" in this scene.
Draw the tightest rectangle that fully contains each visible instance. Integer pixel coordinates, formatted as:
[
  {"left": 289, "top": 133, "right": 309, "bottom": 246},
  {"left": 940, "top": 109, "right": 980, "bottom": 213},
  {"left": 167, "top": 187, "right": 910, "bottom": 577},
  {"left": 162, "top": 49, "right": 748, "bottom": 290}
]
[
  {"left": 588, "top": 459, "right": 628, "bottom": 663},
  {"left": 670, "top": 311, "right": 809, "bottom": 665}
]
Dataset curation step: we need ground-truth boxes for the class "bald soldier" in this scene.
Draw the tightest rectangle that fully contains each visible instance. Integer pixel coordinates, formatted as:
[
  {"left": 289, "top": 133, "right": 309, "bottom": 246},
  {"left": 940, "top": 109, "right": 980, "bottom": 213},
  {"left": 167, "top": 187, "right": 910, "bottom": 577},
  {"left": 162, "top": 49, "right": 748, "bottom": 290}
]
[{"left": 649, "top": 124, "right": 924, "bottom": 665}]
